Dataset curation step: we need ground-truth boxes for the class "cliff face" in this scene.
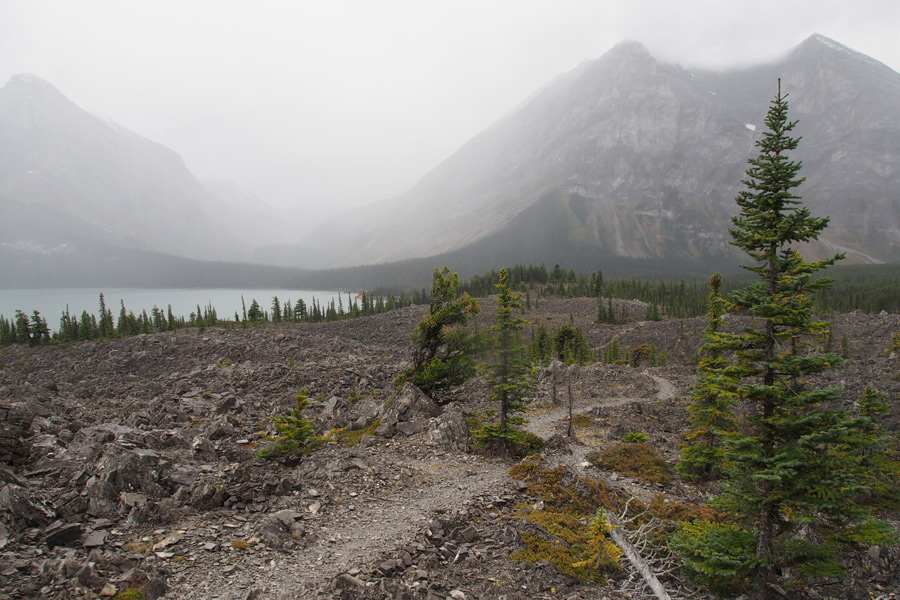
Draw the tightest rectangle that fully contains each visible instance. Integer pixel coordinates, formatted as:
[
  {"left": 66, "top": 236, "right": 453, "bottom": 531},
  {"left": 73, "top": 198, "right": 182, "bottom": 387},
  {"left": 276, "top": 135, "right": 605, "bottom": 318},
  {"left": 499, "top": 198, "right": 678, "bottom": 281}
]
[{"left": 311, "top": 34, "right": 900, "bottom": 267}]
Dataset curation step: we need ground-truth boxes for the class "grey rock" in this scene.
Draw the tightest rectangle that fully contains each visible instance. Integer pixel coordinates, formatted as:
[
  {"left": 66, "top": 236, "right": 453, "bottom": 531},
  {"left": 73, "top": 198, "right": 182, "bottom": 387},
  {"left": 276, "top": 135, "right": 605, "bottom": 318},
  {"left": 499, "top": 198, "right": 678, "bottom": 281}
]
[
  {"left": 0, "top": 403, "right": 34, "bottom": 465},
  {"left": 396, "top": 421, "right": 424, "bottom": 436},
  {"left": 257, "top": 515, "right": 300, "bottom": 550},
  {"left": 191, "top": 435, "right": 218, "bottom": 462},
  {"left": 189, "top": 480, "right": 226, "bottom": 510},
  {"left": 82, "top": 529, "right": 107, "bottom": 548},
  {"left": 388, "top": 384, "right": 440, "bottom": 422},
  {"left": 375, "top": 421, "right": 396, "bottom": 438},
  {"left": 330, "top": 573, "right": 367, "bottom": 597},
  {"left": 44, "top": 521, "right": 83, "bottom": 549},
  {"left": 428, "top": 410, "right": 470, "bottom": 452},
  {"left": 321, "top": 396, "right": 343, "bottom": 419},
  {"left": 25, "top": 401, "right": 52, "bottom": 418},
  {"left": 0, "top": 483, "right": 55, "bottom": 527}
]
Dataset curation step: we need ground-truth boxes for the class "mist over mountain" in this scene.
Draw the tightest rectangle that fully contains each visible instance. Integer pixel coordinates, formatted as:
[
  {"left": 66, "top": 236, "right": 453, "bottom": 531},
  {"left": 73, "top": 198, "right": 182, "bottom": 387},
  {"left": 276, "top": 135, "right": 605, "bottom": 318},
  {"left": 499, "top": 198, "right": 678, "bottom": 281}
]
[
  {"left": 299, "top": 34, "right": 900, "bottom": 268},
  {"left": 0, "top": 74, "right": 319, "bottom": 285},
  {"left": 2, "top": 34, "right": 899, "bottom": 290},
  {"left": 0, "top": 74, "right": 250, "bottom": 261}
]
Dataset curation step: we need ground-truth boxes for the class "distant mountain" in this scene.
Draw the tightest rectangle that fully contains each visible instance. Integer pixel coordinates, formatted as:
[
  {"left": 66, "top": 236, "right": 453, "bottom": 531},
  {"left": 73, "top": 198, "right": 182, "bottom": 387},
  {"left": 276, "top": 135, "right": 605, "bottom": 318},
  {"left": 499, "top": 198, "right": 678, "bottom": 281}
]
[
  {"left": 0, "top": 74, "right": 254, "bottom": 262},
  {"left": 306, "top": 34, "right": 900, "bottom": 268}
]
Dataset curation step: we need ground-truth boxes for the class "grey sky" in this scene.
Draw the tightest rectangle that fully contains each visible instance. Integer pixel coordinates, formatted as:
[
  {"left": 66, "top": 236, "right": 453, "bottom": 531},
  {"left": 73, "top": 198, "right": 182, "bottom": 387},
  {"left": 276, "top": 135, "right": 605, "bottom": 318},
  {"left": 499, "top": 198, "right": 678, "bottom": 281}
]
[{"left": 2, "top": 0, "right": 898, "bottom": 225}]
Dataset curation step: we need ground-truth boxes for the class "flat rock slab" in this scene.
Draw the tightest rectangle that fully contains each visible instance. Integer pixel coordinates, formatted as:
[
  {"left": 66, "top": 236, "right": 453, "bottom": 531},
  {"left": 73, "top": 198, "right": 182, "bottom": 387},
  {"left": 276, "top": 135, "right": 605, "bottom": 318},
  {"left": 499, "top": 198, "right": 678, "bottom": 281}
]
[{"left": 44, "top": 522, "right": 83, "bottom": 549}]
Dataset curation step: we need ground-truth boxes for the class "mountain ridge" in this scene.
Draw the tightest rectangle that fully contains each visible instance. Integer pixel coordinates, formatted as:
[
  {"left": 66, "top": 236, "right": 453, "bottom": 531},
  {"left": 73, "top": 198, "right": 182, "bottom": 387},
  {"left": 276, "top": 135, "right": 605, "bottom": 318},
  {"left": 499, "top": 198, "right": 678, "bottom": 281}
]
[{"left": 297, "top": 33, "right": 900, "bottom": 268}]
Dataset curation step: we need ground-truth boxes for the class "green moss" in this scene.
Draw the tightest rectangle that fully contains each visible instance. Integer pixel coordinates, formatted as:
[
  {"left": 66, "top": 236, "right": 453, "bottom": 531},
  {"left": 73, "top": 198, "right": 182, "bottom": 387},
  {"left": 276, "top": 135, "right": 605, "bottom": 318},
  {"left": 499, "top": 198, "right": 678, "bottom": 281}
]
[
  {"left": 113, "top": 590, "right": 146, "bottom": 600},
  {"left": 330, "top": 418, "right": 382, "bottom": 446}
]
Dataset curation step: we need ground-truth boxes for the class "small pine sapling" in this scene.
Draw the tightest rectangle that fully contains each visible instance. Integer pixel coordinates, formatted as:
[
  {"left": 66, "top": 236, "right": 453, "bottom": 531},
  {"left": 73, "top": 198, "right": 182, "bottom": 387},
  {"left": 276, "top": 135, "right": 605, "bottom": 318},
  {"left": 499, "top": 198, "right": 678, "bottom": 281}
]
[{"left": 257, "top": 388, "right": 320, "bottom": 459}]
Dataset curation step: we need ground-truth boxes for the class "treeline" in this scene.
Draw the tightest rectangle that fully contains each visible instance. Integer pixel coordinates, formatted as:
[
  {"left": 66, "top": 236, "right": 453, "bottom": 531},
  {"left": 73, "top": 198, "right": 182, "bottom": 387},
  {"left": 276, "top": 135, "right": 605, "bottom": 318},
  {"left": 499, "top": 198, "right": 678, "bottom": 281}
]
[
  {"left": 814, "top": 263, "right": 900, "bottom": 313},
  {"left": 460, "top": 264, "right": 727, "bottom": 319},
  {"left": 0, "top": 290, "right": 419, "bottom": 347},
  {"left": 458, "top": 262, "right": 900, "bottom": 317}
]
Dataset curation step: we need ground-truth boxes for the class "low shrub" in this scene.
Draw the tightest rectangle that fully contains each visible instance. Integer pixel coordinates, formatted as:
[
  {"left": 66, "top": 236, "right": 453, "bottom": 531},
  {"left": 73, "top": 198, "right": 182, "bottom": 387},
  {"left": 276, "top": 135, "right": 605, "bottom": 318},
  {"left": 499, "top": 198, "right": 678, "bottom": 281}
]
[
  {"left": 470, "top": 423, "right": 544, "bottom": 458},
  {"left": 588, "top": 443, "right": 672, "bottom": 485}
]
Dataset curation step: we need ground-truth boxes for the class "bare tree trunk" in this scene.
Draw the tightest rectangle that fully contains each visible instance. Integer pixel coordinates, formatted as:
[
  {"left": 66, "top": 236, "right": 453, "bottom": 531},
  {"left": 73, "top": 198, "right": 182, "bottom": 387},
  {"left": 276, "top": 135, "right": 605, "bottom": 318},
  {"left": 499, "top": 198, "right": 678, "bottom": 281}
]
[
  {"left": 566, "top": 367, "right": 575, "bottom": 438},
  {"left": 608, "top": 513, "right": 672, "bottom": 600},
  {"left": 549, "top": 359, "right": 561, "bottom": 405},
  {"left": 749, "top": 501, "right": 775, "bottom": 600}
]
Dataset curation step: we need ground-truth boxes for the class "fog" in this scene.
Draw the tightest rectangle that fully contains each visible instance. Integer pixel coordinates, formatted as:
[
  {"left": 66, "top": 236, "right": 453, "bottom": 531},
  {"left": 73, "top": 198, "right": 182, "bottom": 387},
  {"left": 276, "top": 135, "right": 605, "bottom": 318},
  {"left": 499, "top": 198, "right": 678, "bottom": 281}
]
[{"left": 2, "top": 0, "right": 898, "bottom": 227}]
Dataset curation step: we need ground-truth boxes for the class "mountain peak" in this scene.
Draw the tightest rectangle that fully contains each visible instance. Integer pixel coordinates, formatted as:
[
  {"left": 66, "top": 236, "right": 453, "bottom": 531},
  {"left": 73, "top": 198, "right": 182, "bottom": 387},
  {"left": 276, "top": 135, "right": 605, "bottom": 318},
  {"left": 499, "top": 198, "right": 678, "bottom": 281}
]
[
  {"left": 800, "top": 33, "right": 852, "bottom": 53},
  {"left": 605, "top": 40, "right": 652, "bottom": 59},
  {"left": 792, "top": 33, "right": 888, "bottom": 71},
  {"left": 3, "top": 73, "right": 61, "bottom": 94}
]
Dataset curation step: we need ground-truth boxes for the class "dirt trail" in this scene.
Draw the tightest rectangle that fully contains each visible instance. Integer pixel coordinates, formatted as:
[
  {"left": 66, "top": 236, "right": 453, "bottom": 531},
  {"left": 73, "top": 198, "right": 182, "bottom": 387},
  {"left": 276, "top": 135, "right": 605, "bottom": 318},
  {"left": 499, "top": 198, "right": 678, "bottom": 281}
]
[
  {"left": 526, "top": 371, "right": 678, "bottom": 440},
  {"left": 166, "top": 452, "right": 511, "bottom": 599}
]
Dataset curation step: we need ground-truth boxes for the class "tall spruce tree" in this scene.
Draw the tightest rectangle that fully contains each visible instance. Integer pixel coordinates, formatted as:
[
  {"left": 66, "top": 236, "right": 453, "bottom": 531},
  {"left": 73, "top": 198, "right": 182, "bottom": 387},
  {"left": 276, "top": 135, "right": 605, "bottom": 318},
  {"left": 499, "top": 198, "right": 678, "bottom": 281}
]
[
  {"left": 488, "top": 268, "right": 531, "bottom": 433},
  {"left": 675, "top": 81, "right": 895, "bottom": 598}
]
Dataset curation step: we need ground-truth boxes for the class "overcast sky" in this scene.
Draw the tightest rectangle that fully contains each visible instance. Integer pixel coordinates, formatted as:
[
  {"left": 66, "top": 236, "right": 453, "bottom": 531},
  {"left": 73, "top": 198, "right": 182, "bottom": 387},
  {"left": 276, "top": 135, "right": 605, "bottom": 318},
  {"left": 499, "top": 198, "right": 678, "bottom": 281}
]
[{"left": 2, "top": 1, "right": 899, "bottom": 223}]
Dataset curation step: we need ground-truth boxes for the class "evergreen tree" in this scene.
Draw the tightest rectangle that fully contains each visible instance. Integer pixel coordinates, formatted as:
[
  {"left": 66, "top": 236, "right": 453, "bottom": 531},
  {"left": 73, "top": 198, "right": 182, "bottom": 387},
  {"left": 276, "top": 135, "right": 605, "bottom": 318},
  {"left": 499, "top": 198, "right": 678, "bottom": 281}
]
[
  {"left": 294, "top": 298, "right": 307, "bottom": 322},
  {"left": 98, "top": 294, "right": 114, "bottom": 339},
  {"left": 676, "top": 82, "right": 894, "bottom": 599},
  {"left": 79, "top": 310, "right": 95, "bottom": 340},
  {"left": 117, "top": 300, "right": 129, "bottom": 337},
  {"left": 0, "top": 316, "right": 13, "bottom": 346},
  {"left": 552, "top": 323, "right": 591, "bottom": 365},
  {"left": 678, "top": 273, "right": 738, "bottom": 479},
  {"left": 247, "top": 299, "right": 263, "bottom": 322},
  {"left": 399, "top": 267, "right": 480, "bottom": 394},
  {"left": 58, "top": 306, "right": 77, "bottom": 343},
  {"left": 271, "top": 297, "right": 282, "bottom": 324},
  {"left": 488, "top": 268, "right": 533, "bottom": 433},
  {"left": 528, "top": 322, "right": 553, "bottom": 365},
  {"left": 257, "top": 388, "right": 320, "bottom": 460},
  {"left": 14, "top": 310, "right": 30, "bottom": 345},
  {"left": 29, "top": 311, "right": 49, "bottom": 345}
]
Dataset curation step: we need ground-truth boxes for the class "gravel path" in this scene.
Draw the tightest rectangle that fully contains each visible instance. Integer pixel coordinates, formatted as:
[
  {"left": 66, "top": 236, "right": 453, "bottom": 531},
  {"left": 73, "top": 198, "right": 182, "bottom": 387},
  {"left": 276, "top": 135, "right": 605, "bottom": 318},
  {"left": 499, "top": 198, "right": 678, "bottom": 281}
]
[
  {"left": 165, "top": 450, "right": 511, "bottom": 599},
  {"left": 526, "top": 370, "right": 678, "bottom": 440}
]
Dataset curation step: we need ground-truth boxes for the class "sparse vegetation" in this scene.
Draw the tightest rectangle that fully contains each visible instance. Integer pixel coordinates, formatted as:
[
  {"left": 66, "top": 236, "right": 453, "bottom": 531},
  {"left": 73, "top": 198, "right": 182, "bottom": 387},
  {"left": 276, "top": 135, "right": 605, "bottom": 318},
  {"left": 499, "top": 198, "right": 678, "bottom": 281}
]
[
  {"left": 324, "top": 418, "right": 382, "bottom": 446},
  {"left": 570, "top": 413, "right": 592, "bottom": 428},
  {"left": 508, "top": 457, "right": 621, "bottom": 581}
]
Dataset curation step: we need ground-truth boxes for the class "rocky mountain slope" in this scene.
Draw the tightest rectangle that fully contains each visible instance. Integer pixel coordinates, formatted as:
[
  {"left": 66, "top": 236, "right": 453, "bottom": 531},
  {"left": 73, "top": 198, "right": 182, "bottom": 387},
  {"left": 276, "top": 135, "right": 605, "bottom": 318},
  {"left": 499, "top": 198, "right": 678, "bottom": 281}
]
[
  {"left": 0, "top": 75, "right": 236, "bottom": 261},
  {"left": 0, "top": 75, "right": 310, "bottom": 267},
  {"left": 306, "top": 34, "right": 900, "bottom": 268},
  {"left": 2, "top": 298, "right": 898, "bottom": 598}
]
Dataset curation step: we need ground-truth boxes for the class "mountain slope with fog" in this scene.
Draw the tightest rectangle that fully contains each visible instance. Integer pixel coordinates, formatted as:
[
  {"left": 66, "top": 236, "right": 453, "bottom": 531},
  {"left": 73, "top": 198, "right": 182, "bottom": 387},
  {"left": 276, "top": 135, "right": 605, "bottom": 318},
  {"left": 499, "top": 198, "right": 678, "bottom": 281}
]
[{"left": 303, "top": 34, "right": 900, "bottom": 268}]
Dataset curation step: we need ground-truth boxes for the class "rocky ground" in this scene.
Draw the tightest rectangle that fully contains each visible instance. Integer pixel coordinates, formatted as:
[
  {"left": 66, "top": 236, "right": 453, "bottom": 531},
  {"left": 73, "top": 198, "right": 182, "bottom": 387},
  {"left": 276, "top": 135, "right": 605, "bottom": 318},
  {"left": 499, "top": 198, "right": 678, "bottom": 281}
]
[{"left": 1, "top": 297, "right": 900, "bottom": 599}]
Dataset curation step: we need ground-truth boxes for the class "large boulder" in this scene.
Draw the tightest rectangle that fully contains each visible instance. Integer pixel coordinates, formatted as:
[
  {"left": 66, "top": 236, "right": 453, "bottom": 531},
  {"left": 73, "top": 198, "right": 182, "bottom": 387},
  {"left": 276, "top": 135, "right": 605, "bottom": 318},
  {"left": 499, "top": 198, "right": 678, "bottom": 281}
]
[
  {"left": 428, "top": 409, "right": 470, "bottom": 452},
  {"left": 377, "top": 384, "right": 440, "bottom": 438}
]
